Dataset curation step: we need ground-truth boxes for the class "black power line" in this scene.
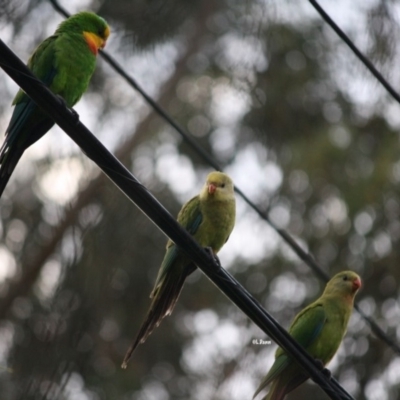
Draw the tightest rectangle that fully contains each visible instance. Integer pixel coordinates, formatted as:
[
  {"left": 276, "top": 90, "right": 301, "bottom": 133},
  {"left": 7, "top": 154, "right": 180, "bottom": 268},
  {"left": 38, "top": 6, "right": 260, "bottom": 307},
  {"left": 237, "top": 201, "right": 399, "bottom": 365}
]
[
  {"left": 47, "top": 0, "right": 400, "bottom": 356},
  {"left": 0, "top": 39, "right": 353, "bottom": 400},
  {"left": 309, "top": 0, "right": 400, "bottom": 103}
]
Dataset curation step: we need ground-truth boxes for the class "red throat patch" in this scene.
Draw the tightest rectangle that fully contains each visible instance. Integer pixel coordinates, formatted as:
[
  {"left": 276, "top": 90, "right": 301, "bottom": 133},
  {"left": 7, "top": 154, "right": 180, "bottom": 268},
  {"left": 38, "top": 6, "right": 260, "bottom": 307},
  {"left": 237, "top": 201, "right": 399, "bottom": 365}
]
[
  {"left": 87, "top": 40, "right": 98, "bottom": 55},
  {"left": 83, "top": 31, "right": 104, "bottom": 55}
]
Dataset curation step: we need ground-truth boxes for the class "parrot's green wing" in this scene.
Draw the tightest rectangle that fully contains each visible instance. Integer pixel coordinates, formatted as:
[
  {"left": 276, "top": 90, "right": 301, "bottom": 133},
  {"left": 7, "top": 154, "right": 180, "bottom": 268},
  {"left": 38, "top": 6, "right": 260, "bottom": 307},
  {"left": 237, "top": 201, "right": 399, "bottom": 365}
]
[
  {"left": 177, "top": 195, "right": 203, "bottom": 234},
  {"left": 288, "top": 303, "right": 327, "bottom": 349},
  {"left": 6, "top": 36, "right": 58, "bottom": 149},
  {"left": 152, "top": 196, "right": 202, "bottom": 292},
  {"left": 15, "top": 35, "right": 58, "bottom": 101},
  {"left": 265, "top": 304, "right": 326, "bottom": 384}
]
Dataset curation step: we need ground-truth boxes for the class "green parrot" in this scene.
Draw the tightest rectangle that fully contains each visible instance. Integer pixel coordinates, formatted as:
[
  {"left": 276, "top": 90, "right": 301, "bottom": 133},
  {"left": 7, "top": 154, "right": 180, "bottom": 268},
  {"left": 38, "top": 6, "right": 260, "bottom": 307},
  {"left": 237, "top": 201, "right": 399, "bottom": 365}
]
[
  {"left": 121, "top": 171, "right": 236, "bottom": 368},
  {"left": 0, "top": 11, "right": 110, "bottom": 197},
  {"left": 254, "top": 270, "right": 361, "bottom": 400}
]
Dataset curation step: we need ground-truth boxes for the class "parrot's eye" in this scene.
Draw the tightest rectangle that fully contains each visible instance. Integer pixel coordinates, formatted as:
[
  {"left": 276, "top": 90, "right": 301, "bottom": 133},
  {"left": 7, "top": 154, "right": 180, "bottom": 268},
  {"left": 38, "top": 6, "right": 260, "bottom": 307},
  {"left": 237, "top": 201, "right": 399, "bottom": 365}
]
[
  {"left": 221, "top": 183, "right": 225, "bottom": 188},
  {"left": 342, "top": 275, "right": 348, "bottom": 281}
]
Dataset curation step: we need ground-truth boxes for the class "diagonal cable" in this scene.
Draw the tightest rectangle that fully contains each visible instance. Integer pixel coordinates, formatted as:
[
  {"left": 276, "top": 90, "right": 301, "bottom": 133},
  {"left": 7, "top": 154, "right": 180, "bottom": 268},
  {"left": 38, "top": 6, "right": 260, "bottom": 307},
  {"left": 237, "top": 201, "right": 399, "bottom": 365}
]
[
  {"left": 309, "top": 0, "right": 400, "bottom": 103},
  {"left": 47, "top": 0, "right": 400, "bottom": 355},
  {"left": 0, "top": 39, "right": 353, "bottom": 400}
]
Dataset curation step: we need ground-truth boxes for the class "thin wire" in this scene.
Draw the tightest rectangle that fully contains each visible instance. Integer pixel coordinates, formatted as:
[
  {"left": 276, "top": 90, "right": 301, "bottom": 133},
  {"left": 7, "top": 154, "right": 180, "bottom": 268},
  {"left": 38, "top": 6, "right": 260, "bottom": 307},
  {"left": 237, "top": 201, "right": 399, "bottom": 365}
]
[
  {"left": 47, "top": 0, "right": 400, "bottom": 355},
  {"left": 309, "top": 0, "right": 400, "bottom": 103},
  {"left": 0, "top": 40, "right": 353, "bottom": 399}
]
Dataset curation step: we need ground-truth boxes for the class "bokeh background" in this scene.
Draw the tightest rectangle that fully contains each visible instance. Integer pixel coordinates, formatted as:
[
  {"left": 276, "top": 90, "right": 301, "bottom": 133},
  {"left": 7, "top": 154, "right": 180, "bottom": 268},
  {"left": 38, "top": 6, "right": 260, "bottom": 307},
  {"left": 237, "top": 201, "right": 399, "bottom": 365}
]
[{"left": 0, "top": 0, "right": 400, "bottom": 399}]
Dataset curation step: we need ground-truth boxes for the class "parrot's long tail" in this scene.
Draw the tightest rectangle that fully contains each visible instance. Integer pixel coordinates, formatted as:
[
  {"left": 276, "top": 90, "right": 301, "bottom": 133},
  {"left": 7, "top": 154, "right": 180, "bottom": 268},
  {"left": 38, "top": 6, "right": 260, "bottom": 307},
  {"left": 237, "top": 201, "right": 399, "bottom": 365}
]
[
  {"left": 254, "top": 379, "right": 286, "bottom": 400},
  {"left": 254, "top": 373, "right": 308, "bottom": 400},
  {"left": 121, "top": 264, "right": 195, "bottom": 369},
  {"left": 0, "top": 142, "right": 24, "bottom": 199}
]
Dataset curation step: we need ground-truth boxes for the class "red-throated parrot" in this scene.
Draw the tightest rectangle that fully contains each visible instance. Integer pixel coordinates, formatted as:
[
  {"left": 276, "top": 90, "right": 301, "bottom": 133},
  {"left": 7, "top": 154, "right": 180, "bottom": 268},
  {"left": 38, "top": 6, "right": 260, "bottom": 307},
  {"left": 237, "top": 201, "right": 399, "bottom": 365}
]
[
  {"left": 122, "top": 171, "right": 236, "bottom": 368},
  {"left": 254, "top": 270, "right": 361, "bottom": 400},
  {"left": 0, "top": 11, "right": 110, "bottom": 196}
]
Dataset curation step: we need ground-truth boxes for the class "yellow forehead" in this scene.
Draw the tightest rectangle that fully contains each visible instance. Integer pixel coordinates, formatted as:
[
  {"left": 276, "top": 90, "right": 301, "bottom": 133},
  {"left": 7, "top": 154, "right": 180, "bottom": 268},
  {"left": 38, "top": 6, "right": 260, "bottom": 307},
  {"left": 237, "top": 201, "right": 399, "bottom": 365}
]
[{"left": 206, "top": 171, "right": 231, "bottom": 184}]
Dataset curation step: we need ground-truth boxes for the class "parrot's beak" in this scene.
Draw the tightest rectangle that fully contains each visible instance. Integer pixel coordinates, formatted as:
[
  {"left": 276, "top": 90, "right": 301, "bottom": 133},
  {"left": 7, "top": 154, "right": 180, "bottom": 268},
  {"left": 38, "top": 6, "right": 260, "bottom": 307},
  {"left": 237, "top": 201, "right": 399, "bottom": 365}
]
[
  {"left": 352, "top": 277, "right": 361, "bottom": 291},
  {"left": 208, "top": 183, "right": 217, "bottom": 194}
]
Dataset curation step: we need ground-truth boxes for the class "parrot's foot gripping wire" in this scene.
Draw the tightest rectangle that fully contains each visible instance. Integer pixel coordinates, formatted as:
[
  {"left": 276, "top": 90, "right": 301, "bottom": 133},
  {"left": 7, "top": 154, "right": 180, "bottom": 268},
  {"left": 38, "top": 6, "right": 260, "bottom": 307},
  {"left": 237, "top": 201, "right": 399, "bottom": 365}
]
[
  {"left": 204, "top": 246, "right": 221, "bottom": 269},
  {"left": 55, "top": 95, "right": 80, "bottom": 124}
]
